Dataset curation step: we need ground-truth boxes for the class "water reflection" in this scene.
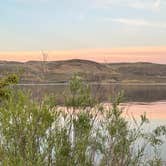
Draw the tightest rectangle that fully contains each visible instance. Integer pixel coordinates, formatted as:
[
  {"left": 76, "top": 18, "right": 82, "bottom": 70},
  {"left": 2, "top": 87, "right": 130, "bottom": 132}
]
[
  {"left": 16, "top": 84, "right": 166, "bottom": 162},
  {"left": 122, "top": 102, "right": 166, "bottom": 162},
  {"left": 16, "top": 84, "right": 166, "bottom": 103},
  {"left": 122, "top": 101, "right": 166, "bottom": 120}
]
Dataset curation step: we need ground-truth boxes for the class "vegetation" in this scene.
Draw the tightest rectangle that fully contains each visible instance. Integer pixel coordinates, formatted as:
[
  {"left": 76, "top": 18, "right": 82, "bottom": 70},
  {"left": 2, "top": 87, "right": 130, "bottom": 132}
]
[
  {"left": 1, "top": 59, "right": 166, "bottom": 83},
  {"left": 0, "top": 74, "right": 18, "bottom": 101},
  {"left": 0, "top": 74, "right": 166, "bottom": 165}
]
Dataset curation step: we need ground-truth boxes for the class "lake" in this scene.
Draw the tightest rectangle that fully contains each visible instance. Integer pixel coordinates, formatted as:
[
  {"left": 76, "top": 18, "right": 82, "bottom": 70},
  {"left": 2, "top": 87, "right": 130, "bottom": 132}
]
[
  {"left": 16, "top": 83, "right": 166, "bottom": 102},
  {"left": 16, "top": 83, "right": 166, "bottom": 161},
  {"left": 16, "top": 83, "right": 166, "bottom": 127}
]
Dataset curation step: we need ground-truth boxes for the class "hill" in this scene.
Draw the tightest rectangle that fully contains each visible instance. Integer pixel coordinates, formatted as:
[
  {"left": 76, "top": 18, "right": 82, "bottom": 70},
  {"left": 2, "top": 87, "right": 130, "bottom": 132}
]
[
  {"left": 0, "top": 59, "right": 166, "bottom": 83},
  {"left": 108, "top": 62, "right": 166, "bottom": 83}
]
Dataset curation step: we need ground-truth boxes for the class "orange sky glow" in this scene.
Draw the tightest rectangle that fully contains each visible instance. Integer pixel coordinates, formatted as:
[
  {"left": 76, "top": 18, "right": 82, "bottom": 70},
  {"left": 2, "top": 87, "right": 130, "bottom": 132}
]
[{"left": 0, "top": 47, "right": 166, "bottom": 63}]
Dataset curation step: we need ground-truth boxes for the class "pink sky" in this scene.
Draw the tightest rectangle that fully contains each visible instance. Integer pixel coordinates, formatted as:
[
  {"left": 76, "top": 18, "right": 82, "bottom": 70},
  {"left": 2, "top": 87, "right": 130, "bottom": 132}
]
[{"left": 0, "top": 47, "right": 166, "bottom": 63}]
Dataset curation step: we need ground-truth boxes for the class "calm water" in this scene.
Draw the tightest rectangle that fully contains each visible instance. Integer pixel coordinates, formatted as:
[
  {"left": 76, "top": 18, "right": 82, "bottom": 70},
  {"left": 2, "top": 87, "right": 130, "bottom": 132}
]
[
  {"left": 16, "top": 84, "right": 166, "bottom": 161},
  {"left": 16, "top": 83, "right": 166, "bottom": 102},
  {"left": 122, "top": 102, "right": 166, "bottom": 161},
  {"left": 17, "top": 83, "right": 166, "bottom": 124}
]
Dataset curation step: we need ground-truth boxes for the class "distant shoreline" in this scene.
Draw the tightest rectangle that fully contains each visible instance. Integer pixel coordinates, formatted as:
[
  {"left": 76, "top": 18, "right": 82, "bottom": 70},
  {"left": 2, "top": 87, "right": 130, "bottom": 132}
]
[
  {"left": 16, "top": 82, "right": 166, "bottom": 86},
  {"left": 0, "top": 59, "right": 166, "bottom": 65}
]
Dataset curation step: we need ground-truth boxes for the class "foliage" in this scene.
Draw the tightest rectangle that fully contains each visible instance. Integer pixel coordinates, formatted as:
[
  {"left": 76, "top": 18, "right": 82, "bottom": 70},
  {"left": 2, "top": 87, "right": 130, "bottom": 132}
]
[
  {"left": 0, "top": 74, "right": 18, "bottom": 101},
  {"left": 65, "top": 75, "right": 96, "bottom": 108},
  {"left": 0, "top": 75, "right": 166, "bottom": 165}
]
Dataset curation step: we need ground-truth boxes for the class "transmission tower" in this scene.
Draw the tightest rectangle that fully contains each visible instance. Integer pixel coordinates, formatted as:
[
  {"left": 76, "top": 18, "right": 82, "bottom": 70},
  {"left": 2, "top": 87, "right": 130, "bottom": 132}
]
[{"left": 41, "top": 51, "right": 48, "bottom": 79}]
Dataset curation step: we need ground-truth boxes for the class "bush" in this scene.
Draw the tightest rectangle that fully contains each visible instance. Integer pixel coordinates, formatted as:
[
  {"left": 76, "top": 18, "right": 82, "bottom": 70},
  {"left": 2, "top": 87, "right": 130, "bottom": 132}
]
[
  {"left": 0, "top": 75, "right": 166, "bottom": 165},
  {"left": 0, "top": 74, "right": 18, "bottom": 101}
]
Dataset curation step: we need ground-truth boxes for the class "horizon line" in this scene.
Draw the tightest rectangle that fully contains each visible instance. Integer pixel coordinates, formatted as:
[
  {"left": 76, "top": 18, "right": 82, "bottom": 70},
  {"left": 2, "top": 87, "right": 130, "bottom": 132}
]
[
  {"left": 0, "top": 46, "right": 166, "bottom": 64},
  {"left": 0, "top": 59, "right": 166, "bottom": 65}
]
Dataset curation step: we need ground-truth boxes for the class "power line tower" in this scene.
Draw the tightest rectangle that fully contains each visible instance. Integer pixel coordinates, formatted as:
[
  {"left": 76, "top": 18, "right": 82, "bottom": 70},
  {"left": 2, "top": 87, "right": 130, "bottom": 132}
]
[
  {"left": 42, "top": 51, "right": 48, "bottom": 63},
  {"left": 41, "top": 51, "right": 48, "bottom": 80}
]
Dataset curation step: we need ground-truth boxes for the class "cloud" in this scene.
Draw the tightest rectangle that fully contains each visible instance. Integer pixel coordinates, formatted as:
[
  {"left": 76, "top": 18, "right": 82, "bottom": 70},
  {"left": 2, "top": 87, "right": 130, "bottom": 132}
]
[
  {"left": 109, "top": 18, "right": 150, "bottom": 26},
  {"left": 105, "top": 17, "right": 166, "bottom": 28},
  {"left": 154, "top": 0, "right": 161, "bottom": 8},
  {"left": 92, "top": 0, "right": 165, "bottom": 11},
  {"left": 128, "top": 0, "right": 161, "bottom": 11}
]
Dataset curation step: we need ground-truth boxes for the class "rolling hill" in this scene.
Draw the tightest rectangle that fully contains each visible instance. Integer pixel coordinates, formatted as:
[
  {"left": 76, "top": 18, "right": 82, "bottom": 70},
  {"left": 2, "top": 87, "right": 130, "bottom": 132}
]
[{"left": 0, "top": 59, "right": 166, "bottom": 83}]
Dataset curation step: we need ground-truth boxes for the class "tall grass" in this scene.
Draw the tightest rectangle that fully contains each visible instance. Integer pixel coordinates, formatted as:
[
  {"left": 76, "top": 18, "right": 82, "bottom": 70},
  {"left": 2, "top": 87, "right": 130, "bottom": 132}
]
[{"left": 0, "top": 75, "right": 166, "bottom": 165}]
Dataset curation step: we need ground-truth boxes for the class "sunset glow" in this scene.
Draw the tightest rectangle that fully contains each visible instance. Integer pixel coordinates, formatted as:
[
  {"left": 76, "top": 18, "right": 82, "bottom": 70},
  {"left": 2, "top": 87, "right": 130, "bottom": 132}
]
[{"left": 1, "top": 47, "right": 166, "bottom": 63}]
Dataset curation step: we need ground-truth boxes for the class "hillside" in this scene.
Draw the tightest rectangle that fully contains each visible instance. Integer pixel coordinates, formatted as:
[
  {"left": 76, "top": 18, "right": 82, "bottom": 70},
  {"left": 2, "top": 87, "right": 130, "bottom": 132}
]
[
  {"left": 0, "top": 60, "right": 166, "bottom": 83},
  {"left": 108, "top": 62, "right": 166, "bottom": 83}
]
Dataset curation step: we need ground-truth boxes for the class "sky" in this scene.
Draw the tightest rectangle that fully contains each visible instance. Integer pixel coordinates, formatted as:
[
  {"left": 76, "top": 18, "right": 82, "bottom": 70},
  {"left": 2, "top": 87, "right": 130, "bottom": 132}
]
[{"left": 0, "top": 0, "right": 166, "bottom": 63}]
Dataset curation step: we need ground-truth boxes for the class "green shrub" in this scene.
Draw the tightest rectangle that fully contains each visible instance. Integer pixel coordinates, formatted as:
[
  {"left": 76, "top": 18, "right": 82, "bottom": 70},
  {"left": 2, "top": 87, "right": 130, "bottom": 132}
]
[
  {"left": 0, "top": 75, "right": 165, "bottom": 165},
  {"left": 0, "top": 74, "right": 18, "bottom": 101}
]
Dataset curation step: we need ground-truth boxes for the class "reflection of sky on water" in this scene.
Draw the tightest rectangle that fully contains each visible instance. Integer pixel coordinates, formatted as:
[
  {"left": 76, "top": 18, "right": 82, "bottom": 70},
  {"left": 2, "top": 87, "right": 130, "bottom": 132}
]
[
  {"left": 123, "top": 101, "right": 166, "bottom": 120},
  {"left": 15, "top": 84, "right": 166, "bottom": 162},
  {"left": 122, "top": 101, "right": 166, "bottom": 161}
]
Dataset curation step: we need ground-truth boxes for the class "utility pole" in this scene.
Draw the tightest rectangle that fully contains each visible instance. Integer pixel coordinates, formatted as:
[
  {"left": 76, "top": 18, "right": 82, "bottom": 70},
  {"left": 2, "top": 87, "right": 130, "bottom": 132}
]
[
  {"left": 41, "top": 51, "right": 48, "bottom": 81},
  {"left": 42, "top": 51, "right": 48, "bottom": 63}
]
